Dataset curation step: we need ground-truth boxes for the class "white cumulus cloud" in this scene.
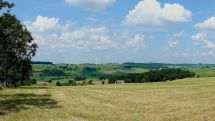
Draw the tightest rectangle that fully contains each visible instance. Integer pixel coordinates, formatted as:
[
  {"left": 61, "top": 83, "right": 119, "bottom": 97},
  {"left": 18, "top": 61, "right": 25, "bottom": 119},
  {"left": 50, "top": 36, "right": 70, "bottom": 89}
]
[
  {"left": 192, "top": 32, "right": 215, "bottom": 49},
  {"left": 192, "top": 32, "right": 206, "bottom": 41},
  {"left": 24, "top": 16, "right": 69, "bottom": 32},
  {"left": 167, "top": 31, "right": 184, "bottom": 48},
  {"left": 53, "top": 27, "right": 117, "bottom": 50},
  {"left": 124, "top": 0, "right": 192, "bottom": 26},
  {"left": 125, "top": 34, "right": 145, "bottom": 50},
  {"left": 65, "top": 0, "right": 115, "bottom": 10},
  {"left": 24, "top": 16, "right": 117, "bottom": 51},
  {"left": 195, "top": 16, "right": 215, "bottom": 30}
]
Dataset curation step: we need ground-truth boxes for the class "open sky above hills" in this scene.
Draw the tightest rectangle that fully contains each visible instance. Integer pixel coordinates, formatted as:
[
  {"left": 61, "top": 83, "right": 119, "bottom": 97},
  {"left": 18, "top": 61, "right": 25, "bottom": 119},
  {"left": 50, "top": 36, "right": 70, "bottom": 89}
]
[{"left": 9, "top": 0, "right": 215, "bottom": 64}]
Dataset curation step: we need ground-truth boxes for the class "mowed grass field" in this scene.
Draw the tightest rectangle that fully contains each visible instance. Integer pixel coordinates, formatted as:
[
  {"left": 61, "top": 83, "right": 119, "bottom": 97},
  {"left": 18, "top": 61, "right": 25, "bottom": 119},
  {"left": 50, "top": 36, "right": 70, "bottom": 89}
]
[{"left": 1, "top": 77, "right": 215, "bottom": 121}]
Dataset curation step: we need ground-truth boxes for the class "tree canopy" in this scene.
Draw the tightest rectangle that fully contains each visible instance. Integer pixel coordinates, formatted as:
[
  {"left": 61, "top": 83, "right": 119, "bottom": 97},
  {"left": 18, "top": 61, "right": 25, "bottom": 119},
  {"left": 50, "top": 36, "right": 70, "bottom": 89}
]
[
  {"left": 0, "top": 0, "right": 37, "bottom": 87},
  {"left": 0, "top": 0, "right": 14, "bottom": 11},
  {"left": 109, "top": 68, "right": 195, "bottom": 84}
]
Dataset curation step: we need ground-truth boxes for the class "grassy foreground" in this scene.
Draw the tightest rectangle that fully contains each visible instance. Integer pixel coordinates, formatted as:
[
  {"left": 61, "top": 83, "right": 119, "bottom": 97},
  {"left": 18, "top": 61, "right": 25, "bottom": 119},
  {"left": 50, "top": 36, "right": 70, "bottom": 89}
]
[{"left": 1, "top": 78, "right": 215, "bottom": 121}]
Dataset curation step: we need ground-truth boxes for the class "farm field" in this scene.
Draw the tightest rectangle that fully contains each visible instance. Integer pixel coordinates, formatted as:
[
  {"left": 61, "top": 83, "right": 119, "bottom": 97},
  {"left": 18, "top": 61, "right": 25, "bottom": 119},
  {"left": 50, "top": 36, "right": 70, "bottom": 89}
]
[{"left": 1, "top": 77, "right": 215, "bottom": 121}]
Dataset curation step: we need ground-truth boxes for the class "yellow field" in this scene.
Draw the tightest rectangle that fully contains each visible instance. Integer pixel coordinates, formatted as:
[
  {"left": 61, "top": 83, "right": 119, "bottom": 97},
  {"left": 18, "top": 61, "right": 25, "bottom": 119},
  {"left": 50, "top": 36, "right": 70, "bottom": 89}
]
[{"left": 1, "top": 77, "right": 215, "bottom": 121}]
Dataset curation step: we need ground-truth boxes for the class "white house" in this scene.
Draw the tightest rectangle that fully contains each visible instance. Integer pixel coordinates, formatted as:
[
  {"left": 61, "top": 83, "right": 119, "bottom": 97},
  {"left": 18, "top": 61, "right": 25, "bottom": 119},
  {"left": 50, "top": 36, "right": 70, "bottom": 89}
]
[{"left": 115, "top": 80, "right": 125, "bottom": 84}]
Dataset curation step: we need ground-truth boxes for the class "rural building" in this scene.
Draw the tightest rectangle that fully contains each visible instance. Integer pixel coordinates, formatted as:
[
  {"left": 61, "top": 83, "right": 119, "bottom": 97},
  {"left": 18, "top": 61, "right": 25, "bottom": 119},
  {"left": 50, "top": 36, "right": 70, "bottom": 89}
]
[{"left": 115, "top": 80, "right": 125, "bottom": 84}]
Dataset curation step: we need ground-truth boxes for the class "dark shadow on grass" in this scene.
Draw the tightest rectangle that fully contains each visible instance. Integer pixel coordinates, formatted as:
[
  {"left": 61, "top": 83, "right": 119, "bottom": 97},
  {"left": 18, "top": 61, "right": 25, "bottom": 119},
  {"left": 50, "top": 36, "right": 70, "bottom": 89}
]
[
  {"left": 18, "top": 86, "right": 51, "bottom": 89},
  {"left": 0, "top": 93, "right": 61, "bottom": 115}
]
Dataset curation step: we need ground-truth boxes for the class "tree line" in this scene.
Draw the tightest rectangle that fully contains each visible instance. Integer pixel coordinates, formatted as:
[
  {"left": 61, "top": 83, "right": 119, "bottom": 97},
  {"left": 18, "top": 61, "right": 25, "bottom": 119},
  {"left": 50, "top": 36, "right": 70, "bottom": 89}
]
[{"left": 109, "top": 68, "right": 195, "bottom": 84}]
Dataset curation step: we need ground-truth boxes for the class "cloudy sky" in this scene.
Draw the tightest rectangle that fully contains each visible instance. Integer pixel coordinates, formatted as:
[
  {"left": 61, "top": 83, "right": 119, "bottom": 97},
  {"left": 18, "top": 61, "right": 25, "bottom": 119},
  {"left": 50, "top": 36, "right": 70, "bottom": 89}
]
[{"left": 9, "top": 0, "right": 215, "bottom": 64}]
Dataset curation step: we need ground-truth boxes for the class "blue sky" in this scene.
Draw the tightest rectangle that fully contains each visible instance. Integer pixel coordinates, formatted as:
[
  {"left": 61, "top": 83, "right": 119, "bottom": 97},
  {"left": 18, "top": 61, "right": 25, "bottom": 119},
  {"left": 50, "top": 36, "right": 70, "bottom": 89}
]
[{"left": 8, "top": 0, "right": 215, "bottom": 64}]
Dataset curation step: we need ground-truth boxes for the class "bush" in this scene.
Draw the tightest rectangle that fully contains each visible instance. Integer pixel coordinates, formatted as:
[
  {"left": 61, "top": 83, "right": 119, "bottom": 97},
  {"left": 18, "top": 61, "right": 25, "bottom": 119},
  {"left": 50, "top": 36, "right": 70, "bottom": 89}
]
[
  {"left": 72, "top": 81, "right": 77, "bottom": 86},
  {"left": 88, "top": 80, "right": 93, "bottom": 85},
  {"left": 57, "top": 80, "right": 78, "bottom": 86},
  {"left": 81, "top": 80, "right": 87, "bottom": 86},
  {"left": 102, "top": 80, "right": 105, "bottom": 85},
  {"left": 68, "top": 80, "right": 73, "bottom": 86},
  {"left": 56, "top": 81, "right": 62, "bottom": 86},
  {"left": 0, "top": 87, "right": 2, "bottom": 90},
  {"left": 68, "top": 80, "right": 77, "bottom": 86},
  {"left": 62, "top": 82, "right": 69, "bottom": 86},
  {"left": 21, "top": 80, "right": 32, "bottom": 86},
  {"left": 31, "top": 79, "right": 37, "bottom": 84},
  {"left": 74, "top": 75, "right": 86, "bottom": 81}
]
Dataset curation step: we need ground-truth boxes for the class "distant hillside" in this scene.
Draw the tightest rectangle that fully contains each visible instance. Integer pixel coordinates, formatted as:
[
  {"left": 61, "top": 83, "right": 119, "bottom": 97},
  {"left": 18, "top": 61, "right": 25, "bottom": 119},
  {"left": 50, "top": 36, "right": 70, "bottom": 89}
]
[
  {"left": 31, "top": 62, "right": 215, "bottom": 81},
  {"left": 122, "top": 62, "right": 168, "bottom": 69},
  {"left": 32, "top": 61, "right": 53, "bottom": 65},
  {"left": 123, "top": 62, "right": 215, "bottom": 69}
]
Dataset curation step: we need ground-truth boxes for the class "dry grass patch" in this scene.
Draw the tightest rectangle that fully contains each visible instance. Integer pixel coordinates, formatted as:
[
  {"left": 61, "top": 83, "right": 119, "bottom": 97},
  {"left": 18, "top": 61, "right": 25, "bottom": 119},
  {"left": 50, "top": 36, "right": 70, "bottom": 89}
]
[{"left": 1, "top": 77, "right": 215, "bottom": 121}]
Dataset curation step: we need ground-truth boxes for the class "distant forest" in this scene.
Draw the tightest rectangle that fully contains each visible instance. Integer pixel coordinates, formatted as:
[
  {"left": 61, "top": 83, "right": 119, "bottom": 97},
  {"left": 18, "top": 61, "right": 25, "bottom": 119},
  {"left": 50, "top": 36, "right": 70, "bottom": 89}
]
[
  {"left": 109, "top": 68, "right": 196, "bottom": 84},
  {"left": 32, "top": 61, "right": 53, "bottom": 65}
]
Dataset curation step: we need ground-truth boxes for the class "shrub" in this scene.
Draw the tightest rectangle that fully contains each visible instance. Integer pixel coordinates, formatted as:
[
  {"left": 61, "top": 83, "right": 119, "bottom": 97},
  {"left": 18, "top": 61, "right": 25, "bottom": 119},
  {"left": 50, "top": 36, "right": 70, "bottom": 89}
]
[
  {"left": 0, "top": 87, "right": 2, "bottom": 90},
  {"left": 68, "top": 80, "right": 73, "bottom": 86},
  {"left": 62, "top": 82, "right": 69, "bottom": 86},
  {"left": 68, "top": 80, "right": 77, "bottom": 86},
  {"left": 31, "top": 79, "right": 37, "bottom": 84},
  {"left": 88, "top": 80, "right": 93, "bottom": 85},
  {"left": 56, "top": 81, "right": 62, "bottom": 86},
  {"left": 74, "top": 75, "right": 86, "bottom": 81},
  {"left": 81, "top": 80, "right": 87, "bottom": 86},
  {"left": 72, "top": 81, "right": 77, "bottom": 86},
  {"left": 22, "top": 80, "right": 32, "bottom": 86}
]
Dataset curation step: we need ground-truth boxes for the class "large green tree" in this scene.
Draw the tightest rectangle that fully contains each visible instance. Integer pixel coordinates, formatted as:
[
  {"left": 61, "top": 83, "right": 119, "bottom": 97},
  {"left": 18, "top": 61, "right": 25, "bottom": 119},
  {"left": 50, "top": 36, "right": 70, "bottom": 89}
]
[{"left": 0, "top": 0, "right": 37, "bottom": 87}]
